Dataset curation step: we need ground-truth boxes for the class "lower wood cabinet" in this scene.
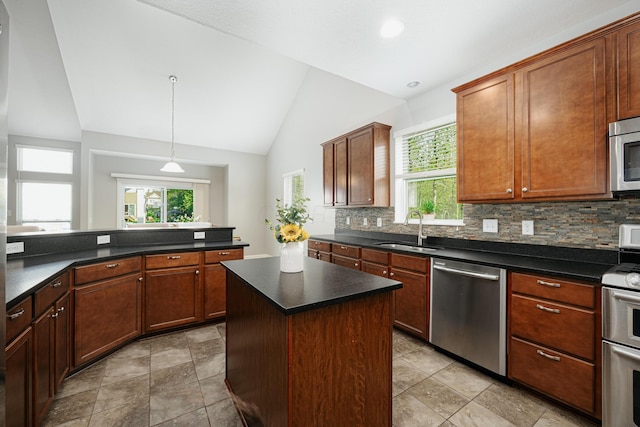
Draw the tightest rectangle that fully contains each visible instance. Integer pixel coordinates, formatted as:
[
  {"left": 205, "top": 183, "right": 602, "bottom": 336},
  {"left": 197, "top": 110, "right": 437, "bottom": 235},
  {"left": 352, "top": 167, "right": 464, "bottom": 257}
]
[
  {"left": 203, "top": 248, "right": 244, "bottom": 320},
  {"left": 145, "top": 252, "right": 202, "bottom": 332},
  {"left": 74, "top": 272, "right": 142, "bottom": 367},
  {"left": 307, "top": 239, "right": 331, "bottom": 262},
  {"left": 389, "top": 253, "right": 429, "bottom": 340},
  {"left": 6, "top": 327, "right": 33, "bottom": 427},
  {"left": 331, "top": 243, "right": 361, "bottom": 270},
  {"left": 508, "top": 272, "right": 600, "bottom": 418}
]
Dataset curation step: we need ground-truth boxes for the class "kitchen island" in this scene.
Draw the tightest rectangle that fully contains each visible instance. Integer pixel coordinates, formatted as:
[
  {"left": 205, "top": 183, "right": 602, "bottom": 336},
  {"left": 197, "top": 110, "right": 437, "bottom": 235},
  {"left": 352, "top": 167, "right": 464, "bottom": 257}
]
[{"left": 222, "top": 256, "right": 402, "bottom": 427}]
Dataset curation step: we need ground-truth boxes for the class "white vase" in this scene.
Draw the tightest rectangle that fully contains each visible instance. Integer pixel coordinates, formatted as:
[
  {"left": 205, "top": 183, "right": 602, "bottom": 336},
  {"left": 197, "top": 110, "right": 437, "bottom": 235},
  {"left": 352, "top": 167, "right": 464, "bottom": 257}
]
[{"left": 280, "top": 241, "right": 304, "bottom": 273}]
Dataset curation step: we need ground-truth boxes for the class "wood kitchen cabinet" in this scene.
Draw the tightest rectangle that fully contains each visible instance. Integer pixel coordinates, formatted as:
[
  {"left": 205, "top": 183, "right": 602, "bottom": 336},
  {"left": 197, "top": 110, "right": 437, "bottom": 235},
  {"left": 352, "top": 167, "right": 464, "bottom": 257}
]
[
  {"left": 203, "top": 248, "right": 244, "bottom": 320},
  {"left": 455, "top": 28, "right": 611, "bottom": 202},
  {"left": 6, "top": 296, "right": 34, "bottom": 427},
  {"left": 509, "top": 272, "right": 600, "bottom": 418},
  {"left": 390, "top": 253, "right": 429, "bottom": 340},
  {"left": 74, "top": 257, "right": 142, "bottom": 367},
  {"left": 307, "top": 239, "right": 331, "bottom": 262},
  {"left": 361, "top": 248, "right": 390, "bottom": 278},
  {"left": 321, "top": 122, "right": 391, "bottom": 207},
  {"left": 617, "top": 19, "right": 640, "bottom": 119},
  {"left": 331, "top": 243, "right": 361, "bottom": 270},
  {"left": 33, "top": 273, "right": 70, "bottom": 426},
  {"left": 145, "top": 252, "right": 202, "bottom": 332}
]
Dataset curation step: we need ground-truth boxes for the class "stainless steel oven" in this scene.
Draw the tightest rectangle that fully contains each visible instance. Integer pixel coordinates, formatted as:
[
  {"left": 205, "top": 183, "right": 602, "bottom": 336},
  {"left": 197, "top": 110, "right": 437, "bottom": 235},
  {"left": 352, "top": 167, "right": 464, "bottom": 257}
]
[{"left": 602, "top": 224, "right": 640, "bottom": 426}]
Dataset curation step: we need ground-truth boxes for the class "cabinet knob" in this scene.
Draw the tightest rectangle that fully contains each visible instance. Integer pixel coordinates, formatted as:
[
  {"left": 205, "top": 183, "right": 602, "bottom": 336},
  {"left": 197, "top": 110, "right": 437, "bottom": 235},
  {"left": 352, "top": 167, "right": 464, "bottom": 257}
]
[
  {"left": 195, "top": 270, "right": 200, "bottom": 275},
  {"left": 522, "top": 187, "right": 528, "bottom": 192},
  {"left": 368, "top": 198, "right": 372, "bottom": 202},
  {"left": 57, "top": 306, "right": 65, "bottom": 313},
  {"left": 354, "top": 263, "right": 359, "bottom": 267},
  {"left": 382, "top": 270, "right": 387, "bottom": 275},
  {"left": 138, "top": 277, "right": 143, "bottom": 282},
  {"left": 389, "top": 272, "right": 394, "bottom": 277},
  {"left": 506, "top": 188, "right": 512, "bottom": 193}
]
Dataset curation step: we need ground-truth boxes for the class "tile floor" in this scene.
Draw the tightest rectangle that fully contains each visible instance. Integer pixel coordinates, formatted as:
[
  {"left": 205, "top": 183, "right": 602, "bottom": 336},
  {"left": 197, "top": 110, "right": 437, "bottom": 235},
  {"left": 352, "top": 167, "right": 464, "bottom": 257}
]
[{"left": 43, "top": 322, "right": 599, "bottom": 427}]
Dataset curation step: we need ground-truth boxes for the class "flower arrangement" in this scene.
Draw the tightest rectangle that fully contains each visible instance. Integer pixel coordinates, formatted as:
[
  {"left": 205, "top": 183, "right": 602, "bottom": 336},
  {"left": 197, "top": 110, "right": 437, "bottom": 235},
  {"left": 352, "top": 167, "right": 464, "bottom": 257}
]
[{"left": 265, "top": 196, "right": 311, "bottom": 244}]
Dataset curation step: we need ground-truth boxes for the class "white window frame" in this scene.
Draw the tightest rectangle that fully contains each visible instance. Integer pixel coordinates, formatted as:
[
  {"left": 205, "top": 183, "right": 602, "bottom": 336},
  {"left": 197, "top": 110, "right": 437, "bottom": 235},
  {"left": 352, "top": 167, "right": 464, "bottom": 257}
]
[
  {"left": 394, "top": 114, "right": 464, "bottom": 226},
  {"left": 283, "top": 168, "right": 305, "bottom": 207}
]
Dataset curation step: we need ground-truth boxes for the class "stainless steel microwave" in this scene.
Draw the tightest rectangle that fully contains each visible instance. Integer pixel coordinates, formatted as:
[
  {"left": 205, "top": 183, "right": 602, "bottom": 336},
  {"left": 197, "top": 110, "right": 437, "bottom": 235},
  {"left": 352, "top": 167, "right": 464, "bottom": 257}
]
[{"left": 611, "top": 116, "right": 640, "bottom": 193}]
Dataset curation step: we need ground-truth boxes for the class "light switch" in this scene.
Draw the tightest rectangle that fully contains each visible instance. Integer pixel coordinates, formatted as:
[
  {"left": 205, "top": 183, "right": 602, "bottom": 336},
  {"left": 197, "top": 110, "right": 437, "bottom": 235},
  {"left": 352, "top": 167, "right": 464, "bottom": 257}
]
[
  {"left": 194, "top": 231, "right": 205, "bottom": 239},
  {"left": 377, "top": 218, "right": 382, "bottom": 227},
  {"left": 363, "top": 218, "right": 368, "bottom": 226},
  {"left": 482, "top": 219, "right": 498, "bottom": 233},
  {"left": 7, "top": 241, "right": 24, "bottom": 254},
  {"left": 522, "top": 220, "right": 534, "bottom": 235},
  {"left": 97, "top": 235, "right": 110, "bottom": 245}
]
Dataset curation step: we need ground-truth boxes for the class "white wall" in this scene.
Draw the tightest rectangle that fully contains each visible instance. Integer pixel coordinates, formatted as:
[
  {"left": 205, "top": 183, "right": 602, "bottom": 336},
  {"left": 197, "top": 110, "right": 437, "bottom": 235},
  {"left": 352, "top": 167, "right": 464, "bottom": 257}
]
[{"left": 81, "top": 131, "right": 268, "bottom": 256}]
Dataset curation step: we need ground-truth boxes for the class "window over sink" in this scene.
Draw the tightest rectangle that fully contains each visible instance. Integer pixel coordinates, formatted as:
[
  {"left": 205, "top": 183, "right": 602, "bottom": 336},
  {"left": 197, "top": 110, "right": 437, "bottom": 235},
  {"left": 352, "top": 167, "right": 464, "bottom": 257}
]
[{"left": 394, "top": 115, "right": 463, "bottom": 225}]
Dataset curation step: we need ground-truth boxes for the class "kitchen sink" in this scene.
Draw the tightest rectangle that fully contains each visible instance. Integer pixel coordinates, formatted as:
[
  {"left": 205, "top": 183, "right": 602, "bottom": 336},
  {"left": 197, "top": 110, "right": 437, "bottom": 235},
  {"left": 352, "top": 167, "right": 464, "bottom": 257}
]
[{"left": 374, "top": 242, "right": 438, "bottom": 253}]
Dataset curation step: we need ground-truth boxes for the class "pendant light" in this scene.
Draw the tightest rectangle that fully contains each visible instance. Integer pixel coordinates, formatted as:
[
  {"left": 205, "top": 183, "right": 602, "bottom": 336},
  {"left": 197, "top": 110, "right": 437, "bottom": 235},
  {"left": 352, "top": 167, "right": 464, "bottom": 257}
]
[{"left": 161, "top": 75, "right": 184, "bottom": 173}]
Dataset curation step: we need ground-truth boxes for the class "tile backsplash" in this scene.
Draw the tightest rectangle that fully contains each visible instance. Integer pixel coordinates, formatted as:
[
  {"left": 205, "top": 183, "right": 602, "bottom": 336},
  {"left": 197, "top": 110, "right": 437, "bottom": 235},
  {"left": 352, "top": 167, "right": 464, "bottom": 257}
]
[{"left": 334, "top": 198, "right": 640, "bottom": 250}]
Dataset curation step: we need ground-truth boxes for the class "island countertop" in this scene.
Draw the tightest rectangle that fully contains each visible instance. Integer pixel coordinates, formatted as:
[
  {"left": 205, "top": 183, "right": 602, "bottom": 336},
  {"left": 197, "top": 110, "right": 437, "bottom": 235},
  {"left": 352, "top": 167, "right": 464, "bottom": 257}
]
[{"left": 221, "top": 256, "right": 402, "bottom": 315}]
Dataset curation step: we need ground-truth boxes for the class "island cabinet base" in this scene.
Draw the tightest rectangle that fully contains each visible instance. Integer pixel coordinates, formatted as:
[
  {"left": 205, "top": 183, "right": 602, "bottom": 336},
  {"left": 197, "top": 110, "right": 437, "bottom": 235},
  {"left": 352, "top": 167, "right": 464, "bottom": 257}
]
[{"left": 225, "top": 272, "right": 393, "bottom": 427}]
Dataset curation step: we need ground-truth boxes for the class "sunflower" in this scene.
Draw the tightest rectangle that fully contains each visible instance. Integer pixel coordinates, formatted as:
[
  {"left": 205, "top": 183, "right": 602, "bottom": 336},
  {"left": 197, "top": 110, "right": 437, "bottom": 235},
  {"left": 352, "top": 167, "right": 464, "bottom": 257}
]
[{"left": 280, "top": 223, "right": 302, "bottom": 242}]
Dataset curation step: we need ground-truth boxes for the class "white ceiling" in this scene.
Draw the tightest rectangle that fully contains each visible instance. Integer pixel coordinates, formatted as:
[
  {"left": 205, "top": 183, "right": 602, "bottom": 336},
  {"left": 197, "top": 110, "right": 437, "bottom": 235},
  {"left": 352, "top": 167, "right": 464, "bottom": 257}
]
[{"left": 3, "top": 0, "right": 638, "bottom": 155}]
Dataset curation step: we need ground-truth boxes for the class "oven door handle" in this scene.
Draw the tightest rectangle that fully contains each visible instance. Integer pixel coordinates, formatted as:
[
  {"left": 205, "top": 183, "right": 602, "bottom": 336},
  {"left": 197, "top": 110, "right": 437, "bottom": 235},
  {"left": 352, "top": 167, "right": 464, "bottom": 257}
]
[
  {"left": 611, "top": 289, "right": 640, "bottom": 305},
  {"left": 611, "top": 343, "right": 640, "bottom": 363}
]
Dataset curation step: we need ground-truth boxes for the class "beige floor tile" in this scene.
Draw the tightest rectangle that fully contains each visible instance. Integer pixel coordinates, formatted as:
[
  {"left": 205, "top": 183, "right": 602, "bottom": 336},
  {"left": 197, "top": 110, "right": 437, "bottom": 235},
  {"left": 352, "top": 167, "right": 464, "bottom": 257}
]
[
  {"left": 185, "top": 323, "right": 222, "bottom": 343},
  {"left": 149, "top": 381, "right": 205, "bottom": 426},
  {"left": 43, "top": 388, "right": 98, "bottom": 425},
  {"left": 155, "top": 407, "right": 211, "bottom": 426},
  {"left": 93, "top": 374, "right": 149, "bottom": 413},
  {"left": 146, "top": 331, "right": 189, "bottom": 354},
  {"left": 55, "top": 361, "right": 106, "bottom": 399},
  {"left": 101, "top": 354, "right": 150, "bottom": 385},
  {"left": 200, "top": 372, "right": 232, "bottom": 406},
  {"left": 401, "top": 346, "right": 454, "bottom": 375},
  {"left": 408, "top": 377, "right": 469, "bottom": 419},
  {"left": 449, "top": 401, "right": 516, "bottom": 427},
  {"left": 150, "top": 361, "right": 198, "bottom": 393},
  {"left": 206, "top": 398, "right": 244, "bottom": 427},
  {"left": 150, "top": 347, "right": 193, "bottom": 372},
  {"left": 533, "top": 408, "right": 599, "bottom": 427},
  {"left": 474, "top": 382, "right": 547, "bottom": 426},
  {"left": 393, "top": 358, "right": 430, "bottom": 393},
  {"left": 189, "top": 337, "right": 225, "bottom": 360},
  {"left": 392, "top": 392, "right": 446, "bottom": 427},
  {"left": 194, "top": 351, "right": 226, "bottom": 380},
  {"left": 88, "top": 401, "right": 149, "bottom": 427},
  {"left": 431, "top": 362, "right": 492, "bottom": 399}
]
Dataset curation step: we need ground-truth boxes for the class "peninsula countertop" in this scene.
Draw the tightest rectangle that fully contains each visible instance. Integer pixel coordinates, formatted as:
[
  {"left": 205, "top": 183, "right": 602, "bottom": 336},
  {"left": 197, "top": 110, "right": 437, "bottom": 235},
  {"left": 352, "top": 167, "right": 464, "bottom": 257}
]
[{"left": 221, "top": 256, "right": 402, "bottom": 315}]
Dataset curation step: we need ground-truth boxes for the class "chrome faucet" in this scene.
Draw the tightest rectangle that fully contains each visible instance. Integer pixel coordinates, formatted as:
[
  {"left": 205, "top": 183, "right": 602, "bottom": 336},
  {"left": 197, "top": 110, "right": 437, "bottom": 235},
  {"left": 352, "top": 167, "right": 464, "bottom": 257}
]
[{"left": 404, "top": 209, "right": 428, "bottom": 246}]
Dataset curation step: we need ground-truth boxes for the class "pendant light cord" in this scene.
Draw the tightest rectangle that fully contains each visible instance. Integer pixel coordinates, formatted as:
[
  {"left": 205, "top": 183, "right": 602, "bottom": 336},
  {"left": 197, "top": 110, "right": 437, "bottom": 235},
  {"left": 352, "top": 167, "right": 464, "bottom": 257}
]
[{"left": 170, "top": 75, "right": 177, "bottom": 160}]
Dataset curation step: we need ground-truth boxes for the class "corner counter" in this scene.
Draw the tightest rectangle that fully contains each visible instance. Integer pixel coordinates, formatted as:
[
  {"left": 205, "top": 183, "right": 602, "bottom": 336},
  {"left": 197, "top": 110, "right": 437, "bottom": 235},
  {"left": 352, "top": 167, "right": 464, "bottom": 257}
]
[{"left": 222, "top": 256, "right": 401, "bottom": 426}]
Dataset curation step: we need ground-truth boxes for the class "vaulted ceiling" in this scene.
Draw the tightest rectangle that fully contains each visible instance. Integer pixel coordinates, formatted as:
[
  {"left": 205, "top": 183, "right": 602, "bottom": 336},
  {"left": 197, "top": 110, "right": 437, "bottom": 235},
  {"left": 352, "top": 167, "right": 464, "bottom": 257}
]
[{"left": 4, "top": 0, "right": 637, "bottom": 155}]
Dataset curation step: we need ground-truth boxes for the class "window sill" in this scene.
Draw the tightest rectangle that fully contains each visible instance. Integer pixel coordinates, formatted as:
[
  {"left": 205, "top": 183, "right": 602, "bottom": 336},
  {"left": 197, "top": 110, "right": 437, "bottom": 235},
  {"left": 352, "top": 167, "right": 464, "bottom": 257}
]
[{"left": 399, "top": 219, "right": 465, "bottom": 227}]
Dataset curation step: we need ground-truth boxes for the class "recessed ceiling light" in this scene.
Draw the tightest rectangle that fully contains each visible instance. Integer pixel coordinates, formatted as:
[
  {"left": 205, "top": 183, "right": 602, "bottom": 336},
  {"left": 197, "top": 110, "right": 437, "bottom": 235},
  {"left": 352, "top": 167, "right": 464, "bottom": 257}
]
[
  {"left": 406, "top": 81, "right": 421, "bottom": 88},
  {"left": 380, "top": 19, "right": 405, "bottom": 38}
]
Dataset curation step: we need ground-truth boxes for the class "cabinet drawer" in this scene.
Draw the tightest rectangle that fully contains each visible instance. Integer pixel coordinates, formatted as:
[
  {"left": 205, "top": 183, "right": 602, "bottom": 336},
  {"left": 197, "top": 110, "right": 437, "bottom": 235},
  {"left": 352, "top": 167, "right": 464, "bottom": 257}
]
[
  {"left": 332, "top": 254, "right": 360, "bottom": 270},
  {"left": 75, "top": 257, "right": 142, "bottom": 285},
  {"left": 204, "top": 248, "right": 243, "bottom": 264},
  {"left": 510, "top": 337, "right": 594, "bottom": 414},
  {"left": 511, "top": 294, "right": 594, "bottom": 360},
  {"left": 145, "top": 252, "right": 201, "bottom": 269},
  {"left": 391, "top": 253, "right": 428, "bottom": 274},
  {"left": 332, "top": 243, "right": 360, "bottom": 259},
  {"left": 308, "top": 239, "right": 331, "bottom": 253},
  {"left": 6, "top": 296, "right": 33, "bottom": 344},
  {"left": 361, "top": 261, "right": 388, "bottom": 278},
  {"left": 511, "top": 272, "right": 595, "bottom": 308},
  {"left": 34, "top": 272, "right": 70, "bottom": 316},
  {"left": 361, "top": 248, "right": 389, "bottom": 265}
]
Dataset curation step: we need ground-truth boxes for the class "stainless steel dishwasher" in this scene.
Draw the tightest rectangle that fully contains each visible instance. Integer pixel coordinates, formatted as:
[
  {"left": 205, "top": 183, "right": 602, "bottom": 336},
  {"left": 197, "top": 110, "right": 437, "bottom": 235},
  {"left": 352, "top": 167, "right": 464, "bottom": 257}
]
[{"left": 430, "top": 258, "right": 507, "bottom": 376}]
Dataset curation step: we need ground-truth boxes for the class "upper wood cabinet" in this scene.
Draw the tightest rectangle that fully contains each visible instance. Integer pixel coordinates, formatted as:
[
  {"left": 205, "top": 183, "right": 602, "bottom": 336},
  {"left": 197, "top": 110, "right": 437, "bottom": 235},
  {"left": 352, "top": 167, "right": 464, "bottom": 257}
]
[
  {"left": 322, "top": 122, "right": 391, "bottom": 207},
  {"left": 454, "top": 17, "right": 631, "bottom": 203},
  {"left": 617, "top": 19, "right": 640, "bottom": 120},
  {"left": 457, "top": 73, "right": 515, "bottom": 201}
]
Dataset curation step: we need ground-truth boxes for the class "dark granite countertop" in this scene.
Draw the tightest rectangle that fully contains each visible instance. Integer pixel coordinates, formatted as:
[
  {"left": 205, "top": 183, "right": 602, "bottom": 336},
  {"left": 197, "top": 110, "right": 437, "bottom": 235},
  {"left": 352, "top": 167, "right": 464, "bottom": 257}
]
[
  {"left": 310, "top": 233, "right": 617, "bottom": 284},
  {"left": 221, "top": 256, "right": 402, "bottom": 315},
  {"left": 7, "top": 240, "right": 248, "bottom": 308}
]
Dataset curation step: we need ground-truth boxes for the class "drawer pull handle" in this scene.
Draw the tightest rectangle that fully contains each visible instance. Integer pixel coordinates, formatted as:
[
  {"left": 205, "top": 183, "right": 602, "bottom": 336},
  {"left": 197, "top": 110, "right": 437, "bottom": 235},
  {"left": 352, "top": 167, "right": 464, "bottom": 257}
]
[
  {"left": 340, "top": 246, "right": 347, "bottom": 250},
  {"left": 57, "top": 306, "right": 65, "bottom": 313},
  {"left": 51, "top": 312, "right": 59, "bottom": 318},
  {"left": 354, "top": 263, "right": 359, "bottom": 267},
  {"left": 536, "top": 304, "right": 560, "bottom": 314},
  {"left": 138, "top": 277, "right": 143, "bottom": 282},
  {"left": 219, "top": 252, "right": 230, "bottom": 256},
  {"left": 106, "top": 263, "right": 120, "bottom": 269},
  {"left": 537, "top": 279, "right": 560, "bottom": 288},
  {"left": 536, "top": 349, "right": 560, "bottom": 362},
  {"left": 51, "top": 281, "right": 63, "bottom": 288},
  {"left": 168, "top": 255, "right": 181, "bottom": 260},
  {"left": 8, "top": 308, "right": 25, "bottom": 320}
]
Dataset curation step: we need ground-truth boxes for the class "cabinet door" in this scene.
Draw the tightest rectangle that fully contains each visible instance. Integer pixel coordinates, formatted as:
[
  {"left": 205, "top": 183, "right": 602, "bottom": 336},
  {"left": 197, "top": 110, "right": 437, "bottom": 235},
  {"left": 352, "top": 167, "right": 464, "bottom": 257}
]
[
  {"left": 145, "top": 266, "right": 202, "bottom": 332},
  {"left": 457, "top": 73, "right": 515, "bottom": 202},
  {"left": 322, "top": 142, "right": 334, "bottom": 206},
  {"left": 390, "top": 268, "right": 428, "bottom": 339},
  {"left": 54, "top": 293, "right": 71, "bottom": 392},
  {"left": 519, "top": 38, "right": 608, "bottom": 199},
  {"left": 33, "top": 306, "right": 55, "bottom": 427},
  {"left": 347, "top": 127, "right": 374, "bottom": 206},
  {"left": 618, "top": 20, "right": 640, "bottom": 119},
  {"left": 6, "top": 327, "right": 33, "bottom": 427},
  {"left": 204, "top": 264, "right": 226, "bottom": 320},
  {"left": 334, "top": 139, "right": 348, "bottom": 206},
  {"left": 74, "top": 273, "right": 142, "bottom": 367}
]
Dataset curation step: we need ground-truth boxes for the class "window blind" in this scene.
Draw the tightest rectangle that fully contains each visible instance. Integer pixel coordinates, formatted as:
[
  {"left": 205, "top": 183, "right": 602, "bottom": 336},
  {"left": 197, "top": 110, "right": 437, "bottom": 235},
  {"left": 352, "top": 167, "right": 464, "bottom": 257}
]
[{"left": 399, "top": 122, "right": 456, "bottom": 177}]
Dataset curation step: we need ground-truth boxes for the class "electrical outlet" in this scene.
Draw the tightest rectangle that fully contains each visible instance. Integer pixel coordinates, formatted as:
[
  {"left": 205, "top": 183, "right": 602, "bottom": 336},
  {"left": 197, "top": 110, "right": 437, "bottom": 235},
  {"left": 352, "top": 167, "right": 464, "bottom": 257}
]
[
  {"left": 482, "top": 219, "right": 498, "bottom": 233},
  {"left": 97, "top": 235, "right": 110, "bottom": 245},
  {"left": 346, "top": 217, "right": 350, "bottom": 225},
  {"left": 363, "top": 218, "right": 368, "bottom": 226},
  {"left": 194, "top": 231, "right": 205, "bottom": 239},
  {"left": 522, "top": 220, "right": 534, "bottom": 235},
  {"left": 377, "top": 218, "right": 382, "bottom": 227},
  {"left": 7, "top": 241, "right": 24, "bottom": 254}
]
